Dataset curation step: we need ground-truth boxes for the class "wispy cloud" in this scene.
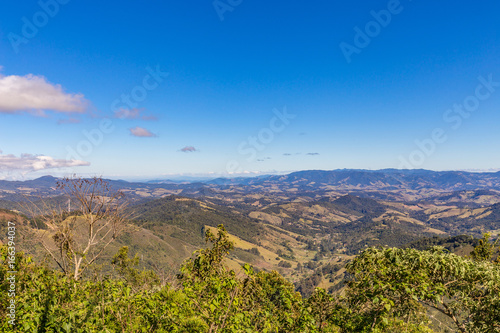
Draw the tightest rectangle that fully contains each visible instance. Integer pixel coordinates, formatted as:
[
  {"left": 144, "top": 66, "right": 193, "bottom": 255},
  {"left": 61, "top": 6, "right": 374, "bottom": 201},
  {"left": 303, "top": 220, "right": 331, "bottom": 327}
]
[
  {"left": 129, "top": 127, "right": 157, "bottom": 137},
  {"left": 57, "top": 117, "right": 81, "bottom": 125},
  {"left": 114, "top": 108, "right": 158, "bottom": 121},
  {"left": 114, "top": 107, "right": 142, "bottom": 119},
  {"left": 0, "top": 71, "right": 88, "bottom": 115},
  {"left": 283, "top": 153, "right": 292, "bottom": 156},
  {"left": 0, "top": 151, "right": 90, "bottom": 174},
  {"left": 306, "top": 152, "right": 320, "bottom": 156},
  {"left": 180, "top": 146, "right": 197, "bottom": 153}
]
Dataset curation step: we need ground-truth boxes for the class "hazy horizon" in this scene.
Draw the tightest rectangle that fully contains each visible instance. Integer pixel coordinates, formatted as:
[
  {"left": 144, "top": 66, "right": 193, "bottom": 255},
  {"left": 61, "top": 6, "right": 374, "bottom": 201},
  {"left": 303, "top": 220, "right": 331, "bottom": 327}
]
[{"left": 3, "top": 167, "right": 500, "bottom": 183}]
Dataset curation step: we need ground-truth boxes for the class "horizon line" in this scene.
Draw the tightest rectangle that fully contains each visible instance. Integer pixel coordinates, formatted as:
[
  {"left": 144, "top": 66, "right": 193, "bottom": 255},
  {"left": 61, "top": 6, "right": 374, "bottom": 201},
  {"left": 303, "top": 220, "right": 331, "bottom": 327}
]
[{"left": 3, "top": 167, "right": 500, "bottom": 183}]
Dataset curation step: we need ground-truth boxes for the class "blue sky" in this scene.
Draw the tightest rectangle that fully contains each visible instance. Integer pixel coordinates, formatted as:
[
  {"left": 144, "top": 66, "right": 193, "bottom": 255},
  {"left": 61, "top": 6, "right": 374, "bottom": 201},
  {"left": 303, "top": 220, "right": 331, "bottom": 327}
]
[{"left": 0, "top": 0, "right": 499, "bottom": 180}]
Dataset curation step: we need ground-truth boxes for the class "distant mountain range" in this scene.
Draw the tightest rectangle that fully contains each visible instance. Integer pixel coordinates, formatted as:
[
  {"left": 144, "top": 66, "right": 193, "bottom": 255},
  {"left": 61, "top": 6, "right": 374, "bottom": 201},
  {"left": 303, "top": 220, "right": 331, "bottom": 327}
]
[
  {"left": 207, "top": 169, "right": 500, "bottom": 190},
  {"left": 2, "top": 169, "right": 500, "bottom": 202}
]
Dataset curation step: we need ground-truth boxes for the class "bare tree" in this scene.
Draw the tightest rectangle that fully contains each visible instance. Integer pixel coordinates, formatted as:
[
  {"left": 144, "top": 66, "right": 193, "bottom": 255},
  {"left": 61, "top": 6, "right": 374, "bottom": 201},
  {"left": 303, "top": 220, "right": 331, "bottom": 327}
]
[{"left": 28, "top": 176, "right": 130, "bottom": 280}]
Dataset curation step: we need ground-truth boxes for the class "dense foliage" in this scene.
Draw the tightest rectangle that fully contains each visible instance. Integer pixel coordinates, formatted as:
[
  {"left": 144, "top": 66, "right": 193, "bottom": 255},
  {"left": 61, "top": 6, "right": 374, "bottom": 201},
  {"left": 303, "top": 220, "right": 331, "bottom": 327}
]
[
  {"left": 406, "top": 235, "right": 479, "bottom": 252},
  {"left": 1, "top": 226, "right": 499, "bottom": 332},
  {"left": 131, "top": 197, "right": 264, "bottom": 246}
]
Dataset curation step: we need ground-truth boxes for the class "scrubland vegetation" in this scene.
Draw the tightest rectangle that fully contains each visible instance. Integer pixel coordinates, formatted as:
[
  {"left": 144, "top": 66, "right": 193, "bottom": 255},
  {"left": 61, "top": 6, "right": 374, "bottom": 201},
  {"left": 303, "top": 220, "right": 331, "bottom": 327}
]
[{"left": 1, "top": 225, "right": 499, "bottom": 332}]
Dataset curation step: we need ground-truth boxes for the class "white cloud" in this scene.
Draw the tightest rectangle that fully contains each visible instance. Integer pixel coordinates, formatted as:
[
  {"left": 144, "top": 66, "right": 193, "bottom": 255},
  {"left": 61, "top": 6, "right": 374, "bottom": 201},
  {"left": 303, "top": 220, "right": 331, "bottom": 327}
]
[
  {"left": 114, "top": 108, "right": 142, "bottom": 119},
  {"left": 0, "top": 72, "right": 88, "bottom": 115},
  {"left": 129, "top": 126, "right": 157, "bottom": 137},
  {"left": 0, "top": 152, "right": 90, "bottom": 174},
  {"left": 180, "top": 146, "right": 197, "bottom": 152},
  {"left": 114, "top": 108, "right": 158, "bottom": 121}
]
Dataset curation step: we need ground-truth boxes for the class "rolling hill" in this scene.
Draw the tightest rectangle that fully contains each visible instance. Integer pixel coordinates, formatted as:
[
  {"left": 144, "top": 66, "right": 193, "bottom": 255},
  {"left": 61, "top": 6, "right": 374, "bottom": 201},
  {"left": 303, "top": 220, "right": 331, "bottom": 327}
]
[{"left": 1, "top": 169, "right": 499, "bottom": 299}]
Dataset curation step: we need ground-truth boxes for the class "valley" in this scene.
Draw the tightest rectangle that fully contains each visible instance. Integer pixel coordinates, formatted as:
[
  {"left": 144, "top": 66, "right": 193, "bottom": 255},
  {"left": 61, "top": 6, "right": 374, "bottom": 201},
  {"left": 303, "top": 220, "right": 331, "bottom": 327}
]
[{"left": 1, "top": 169, "right": 498, "bottom": 300}]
